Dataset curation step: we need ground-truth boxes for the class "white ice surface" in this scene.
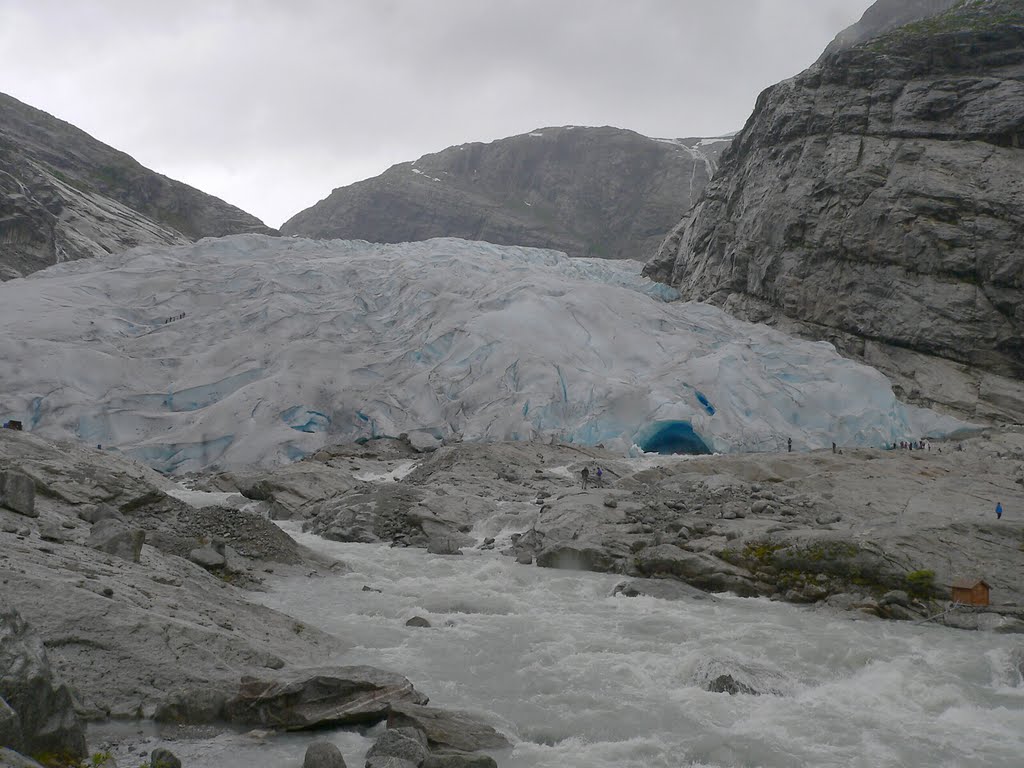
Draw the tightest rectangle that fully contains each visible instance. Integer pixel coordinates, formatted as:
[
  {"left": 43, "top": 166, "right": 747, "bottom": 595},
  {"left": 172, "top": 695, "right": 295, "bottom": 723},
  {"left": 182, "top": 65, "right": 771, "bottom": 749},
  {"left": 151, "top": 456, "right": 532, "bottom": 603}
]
[{"left": 0, "top": 234, "right": 966, "bottom": 472}]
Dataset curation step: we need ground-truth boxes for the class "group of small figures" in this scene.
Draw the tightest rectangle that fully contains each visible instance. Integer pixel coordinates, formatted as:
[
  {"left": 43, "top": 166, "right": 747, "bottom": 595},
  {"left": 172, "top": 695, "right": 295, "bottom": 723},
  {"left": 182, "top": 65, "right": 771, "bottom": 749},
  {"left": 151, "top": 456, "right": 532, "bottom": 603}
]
[
  {"left": 894, "top": 439, "right": 932, "bottom": 451},
  {"left": 580, "top": 465, "right": 603, "bottom": 489}
]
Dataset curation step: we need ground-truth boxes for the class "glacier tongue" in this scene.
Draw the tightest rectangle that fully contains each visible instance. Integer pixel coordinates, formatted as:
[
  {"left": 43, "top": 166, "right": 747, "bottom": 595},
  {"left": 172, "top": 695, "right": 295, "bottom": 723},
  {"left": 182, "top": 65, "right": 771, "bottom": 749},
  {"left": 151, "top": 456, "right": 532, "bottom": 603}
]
[{"left": 0, "top": 234, "right": 964, "bottom": 472}]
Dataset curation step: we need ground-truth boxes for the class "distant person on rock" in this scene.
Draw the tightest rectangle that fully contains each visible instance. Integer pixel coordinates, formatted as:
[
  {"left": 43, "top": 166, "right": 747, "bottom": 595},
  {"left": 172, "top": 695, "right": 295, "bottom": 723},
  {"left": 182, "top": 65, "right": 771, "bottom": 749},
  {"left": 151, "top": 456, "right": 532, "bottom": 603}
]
[
  {"left": 596, "top": 466, "right": 603, "bottom": 487},
  {"left": 996, "top": 502, "right": 1003, "bottom": 520},
  {"left": 581, "top": 466, "right": 589, "bottom": 490},
  {"left": 787, "top": 438, "right": 792, "bottom": 453}
]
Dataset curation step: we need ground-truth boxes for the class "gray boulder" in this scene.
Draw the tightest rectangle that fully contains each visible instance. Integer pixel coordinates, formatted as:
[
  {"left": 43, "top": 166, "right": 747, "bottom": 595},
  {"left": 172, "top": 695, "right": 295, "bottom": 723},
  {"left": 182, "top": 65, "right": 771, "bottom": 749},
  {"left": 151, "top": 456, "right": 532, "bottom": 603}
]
[
  {"left": 223, "top": 666, "right": 428, "bottom": 729},
  {"left": 153, "top": 686, "right": 228, "bottom": 724},
  {"left": 37, "top": 522, "right": 65, "bottom": 543},
  {"left": 426, "top": 536, "right": 465, "bottom": 556},
  {"left": 632, "top": 544, "right": 759, "bottom": 596},
  {"left": 0, "top": 603, "right": 86, "bottom": 760},
  {"left": 87, "top": 519, "right": 146, "bottom": 563},
  {"left": 405, "top": 617, "right": 431, "bottom": 628},
  {"left": 303, "top": 741, "right": 346, "bottom": 768},
  {"left": 77, "top": 504, "right": 124, "bottom": 524},
  {"left": 189, "top": 546, "right": 226, "bottom": 570},
  {"left": 0, "top": 697, "right": 22, "bottom": 753},
  {"left": 386, "top": 703, "right": 509, "bottom": 753},
  {"left": 692, "top": 658, "right": 789, "bottom": 697},
  {"left": 0, "top": 472, "right": 35, "bottom": 518},
  {"left": 150, "top": 748, "right": 182, "bottom": 768},
  {"left": 366, "top": 728, "right": 429, "bottom": 765},
  {"left": 536, "top": 545, "right": 618, "bottom": 572}
]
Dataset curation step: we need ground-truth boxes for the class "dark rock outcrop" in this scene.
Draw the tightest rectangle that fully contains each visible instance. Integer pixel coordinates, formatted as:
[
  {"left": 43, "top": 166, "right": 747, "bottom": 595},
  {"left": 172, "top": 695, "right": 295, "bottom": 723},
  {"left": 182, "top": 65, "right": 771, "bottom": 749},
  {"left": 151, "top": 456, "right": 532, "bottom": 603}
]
[
  {"left": 0, "top": 471, "right": 35, "bottom": 517},
  {"left": 819, "top": 0, "right": 963, "bottom": 59},
  {"left": 386, "top": 703, "right": 509, "bottom": 753},
  {"left": 644, "top": 0, "right": 1024, "bottom": 423},
  {"left": 150, "top": 748, "right": 182, "bottom": 768},
  {"left": 283, "top": 126, "right": 730, "bottom": 261},
  {"left": 86, "top": 518, "right": 145, "bottom": 563},
  {"left": 0, "top": 603, "right": 86, "bottom": 761},
  {"left": 0, "top": 91, "right": 276, "bottom": 280},
  {"left": 222, "top": 666, "right": 429, "bottom": 729},
  {"left": 303, "top": 742, "right": 347, "bottom": 768}
]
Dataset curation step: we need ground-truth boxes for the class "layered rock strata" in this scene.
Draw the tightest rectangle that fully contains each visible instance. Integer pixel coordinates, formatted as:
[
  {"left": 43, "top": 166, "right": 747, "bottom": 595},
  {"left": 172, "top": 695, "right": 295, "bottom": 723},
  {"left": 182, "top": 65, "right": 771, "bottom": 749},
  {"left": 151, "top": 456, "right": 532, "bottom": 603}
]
[{"left": 644, "top": 0, "right": 1024, "bottom": 422}]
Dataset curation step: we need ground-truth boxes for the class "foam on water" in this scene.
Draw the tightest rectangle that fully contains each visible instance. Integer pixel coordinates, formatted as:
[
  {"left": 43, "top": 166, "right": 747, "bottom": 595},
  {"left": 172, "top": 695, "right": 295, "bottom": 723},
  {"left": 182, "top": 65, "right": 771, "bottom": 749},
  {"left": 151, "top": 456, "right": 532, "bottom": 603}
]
[{"left": 245, "top": 523, "right": 1024, "bottom": 768}]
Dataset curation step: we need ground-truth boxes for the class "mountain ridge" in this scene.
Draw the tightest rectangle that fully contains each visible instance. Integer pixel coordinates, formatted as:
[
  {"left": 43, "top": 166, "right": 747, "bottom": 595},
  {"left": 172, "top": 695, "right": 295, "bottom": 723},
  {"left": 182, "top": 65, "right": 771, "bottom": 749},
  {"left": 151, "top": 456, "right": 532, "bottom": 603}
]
[
  {"left": 0, "top": 91, "right": 277, "bottom": 280},
  {"left": 282, "top": 125, "right": 731, "bottom": 261}
]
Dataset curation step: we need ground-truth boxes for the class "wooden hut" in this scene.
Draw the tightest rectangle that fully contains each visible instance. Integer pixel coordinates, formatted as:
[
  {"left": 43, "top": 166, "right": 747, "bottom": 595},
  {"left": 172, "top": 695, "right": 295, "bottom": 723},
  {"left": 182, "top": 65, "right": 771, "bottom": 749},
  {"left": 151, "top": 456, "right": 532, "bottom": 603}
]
[{"left": 950, "top": 578, "right": 991, "bottom": 606}]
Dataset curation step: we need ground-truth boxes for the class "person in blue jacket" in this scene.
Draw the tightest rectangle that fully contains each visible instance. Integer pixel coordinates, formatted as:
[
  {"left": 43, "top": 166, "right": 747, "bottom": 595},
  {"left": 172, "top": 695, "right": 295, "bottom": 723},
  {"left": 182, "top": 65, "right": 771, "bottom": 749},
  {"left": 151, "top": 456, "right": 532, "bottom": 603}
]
[{"left": 996, "top": 502, "right": 1003, "bottom": 520}]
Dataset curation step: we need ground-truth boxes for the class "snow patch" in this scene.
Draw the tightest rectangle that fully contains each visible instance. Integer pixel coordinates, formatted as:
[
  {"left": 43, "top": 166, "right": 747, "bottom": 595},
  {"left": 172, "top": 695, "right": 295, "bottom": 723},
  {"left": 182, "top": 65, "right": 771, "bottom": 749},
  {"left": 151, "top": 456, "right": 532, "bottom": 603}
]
[{"left": 354, "top": 460, "right": 418, "bottom": 483}]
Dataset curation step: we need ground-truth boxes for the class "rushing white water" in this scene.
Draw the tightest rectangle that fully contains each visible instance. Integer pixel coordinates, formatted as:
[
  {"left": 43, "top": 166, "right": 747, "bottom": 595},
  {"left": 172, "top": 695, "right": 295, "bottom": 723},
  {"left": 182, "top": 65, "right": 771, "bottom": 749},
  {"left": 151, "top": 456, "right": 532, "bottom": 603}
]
[{"left": 241, "top": 523, "right": 1024, "bottom": 768}]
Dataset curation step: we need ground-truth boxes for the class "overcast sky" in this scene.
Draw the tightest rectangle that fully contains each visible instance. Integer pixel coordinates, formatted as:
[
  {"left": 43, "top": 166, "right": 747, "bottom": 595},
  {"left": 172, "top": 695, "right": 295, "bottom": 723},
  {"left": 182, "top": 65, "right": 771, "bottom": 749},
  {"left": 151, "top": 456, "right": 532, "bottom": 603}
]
[{"left": 1, "top": 0, "right": 873, "bottom": 228}]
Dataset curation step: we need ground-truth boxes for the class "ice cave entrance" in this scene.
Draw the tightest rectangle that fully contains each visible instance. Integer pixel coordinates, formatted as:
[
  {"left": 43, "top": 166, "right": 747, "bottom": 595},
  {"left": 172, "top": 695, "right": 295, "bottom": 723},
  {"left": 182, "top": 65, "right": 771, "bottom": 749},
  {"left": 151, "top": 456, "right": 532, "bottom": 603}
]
[{"left": 636, "top": 420, "right": 712, "bottom": 455}]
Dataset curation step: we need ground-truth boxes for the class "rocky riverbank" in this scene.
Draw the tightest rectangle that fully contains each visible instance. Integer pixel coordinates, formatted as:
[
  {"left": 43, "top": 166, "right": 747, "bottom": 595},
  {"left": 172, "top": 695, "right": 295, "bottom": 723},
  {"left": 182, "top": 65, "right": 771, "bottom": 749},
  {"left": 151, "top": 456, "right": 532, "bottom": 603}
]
[
  {"left": 3, "top": 426, "right": 1023, "bottom": 765},
  {"left": 231, "top": 430, "right": 1024, "bottom": 630},
  {"left": 0, "top": 430, "right": 505, "bottom": 767}
]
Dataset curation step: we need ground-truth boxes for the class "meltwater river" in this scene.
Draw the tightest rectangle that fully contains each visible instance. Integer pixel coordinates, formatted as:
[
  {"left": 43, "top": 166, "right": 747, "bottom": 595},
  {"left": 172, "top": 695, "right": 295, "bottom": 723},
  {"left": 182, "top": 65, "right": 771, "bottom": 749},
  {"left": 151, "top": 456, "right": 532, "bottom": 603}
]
[
  {"left": 114, "top": 504, "right": 1022, "bottom": 768},
  {"left": 240, "top": 520, "right": 1022, "bottom": 768}
]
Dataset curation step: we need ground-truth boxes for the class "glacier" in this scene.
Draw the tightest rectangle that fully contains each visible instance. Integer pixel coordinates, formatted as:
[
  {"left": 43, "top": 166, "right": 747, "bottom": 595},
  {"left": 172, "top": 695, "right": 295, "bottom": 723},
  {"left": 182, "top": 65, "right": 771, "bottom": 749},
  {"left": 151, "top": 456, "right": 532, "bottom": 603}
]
[{"left": 0, "top": 234, "right": 964, "bottom": 472}]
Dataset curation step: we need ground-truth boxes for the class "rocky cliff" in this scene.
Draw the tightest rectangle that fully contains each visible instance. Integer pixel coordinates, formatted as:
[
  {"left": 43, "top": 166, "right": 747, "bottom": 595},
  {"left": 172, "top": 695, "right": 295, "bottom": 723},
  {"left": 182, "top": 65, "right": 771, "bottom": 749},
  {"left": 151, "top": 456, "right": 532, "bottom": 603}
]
[
  {"left": 819, "top": 0, "right": 963, "bottom": 58},
  {"left": 282, "top": 126, "right": 730, "bottom": 261},
  {"left": 645, "top": 0, "right": 1024, "bottom": 423},
  {"left": 0, "top": 92, "right": 276, "bottom": 280}
]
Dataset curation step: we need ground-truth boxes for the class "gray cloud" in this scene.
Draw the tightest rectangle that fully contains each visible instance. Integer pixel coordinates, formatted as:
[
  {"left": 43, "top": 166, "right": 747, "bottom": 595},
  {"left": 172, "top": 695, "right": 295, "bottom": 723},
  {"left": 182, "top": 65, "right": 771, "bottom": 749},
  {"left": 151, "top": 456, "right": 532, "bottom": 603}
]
[{"left": 0, "top": 0, "right": 873, "bottom": 227}]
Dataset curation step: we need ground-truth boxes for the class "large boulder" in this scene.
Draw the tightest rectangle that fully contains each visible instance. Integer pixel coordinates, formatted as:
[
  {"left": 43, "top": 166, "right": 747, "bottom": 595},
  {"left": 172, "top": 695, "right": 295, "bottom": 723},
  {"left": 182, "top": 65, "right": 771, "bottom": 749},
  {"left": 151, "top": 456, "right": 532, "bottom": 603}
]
[
  {"left": 386, "top": 703, "right": 509, "bottom": 753},
  {"left": 0, "top": 471, "right": 35, "bottom": 518},
  {"left": 0, "top": 698, "right": 23, "bottom": 753},
  {"left": 632, "top": 545, "right": 760, "bottom": 596},
  {"left": 303, "top": 741, "right": 347, "bottom": 768},
  {"left": 691, "top": 657, "right": 790, "bottom": 697},
  {"left": 535, "top": 545, "right": 619, "bottom": 573},
  {"left": 150, "top": 748, "right": 182, "bottom": 768},
  {"left": 0, "top": 604, "right": 86, "bottom": 760},
  {"left": 366, "top": 728, "right": 429, "bottom": 766},
  {"left": 223, "top": 667, "right": 428, "bottom": 729},
  {"left": 87, "top": 518, "right": 146, "bottom": 563}
]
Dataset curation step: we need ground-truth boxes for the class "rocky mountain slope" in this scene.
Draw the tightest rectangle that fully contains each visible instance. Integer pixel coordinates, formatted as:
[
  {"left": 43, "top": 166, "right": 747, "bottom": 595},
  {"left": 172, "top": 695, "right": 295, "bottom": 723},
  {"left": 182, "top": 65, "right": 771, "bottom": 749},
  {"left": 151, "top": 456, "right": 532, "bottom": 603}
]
[
  {"left": 819, "top": 0, "right": 963, "bottom": 58},
  {"left": 644, "top": 0, "right": 1024, "bottom": 424},
  {"left": 282, "top": 126, "right": 730, "bottom": 261},
  {"left": 0, "top": 92, "right": 276, "bottom": 281}
]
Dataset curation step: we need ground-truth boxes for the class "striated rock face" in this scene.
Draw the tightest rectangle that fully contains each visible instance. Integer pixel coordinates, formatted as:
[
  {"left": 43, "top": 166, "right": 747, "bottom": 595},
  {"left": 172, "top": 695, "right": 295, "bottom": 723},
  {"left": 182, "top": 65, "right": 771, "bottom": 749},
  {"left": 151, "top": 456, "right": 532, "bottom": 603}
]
[
  {"left": 0, "top": 603, "right": 87, "bottom": 761},
  {"left": 0, "top": 91, "right": 276, "bottom": 280},
  {"left": 644, "top": 0, "right": 1024, "bottom": 423},
  {"left": 282, "top": 126, "right": 730, "bottom": 261}
]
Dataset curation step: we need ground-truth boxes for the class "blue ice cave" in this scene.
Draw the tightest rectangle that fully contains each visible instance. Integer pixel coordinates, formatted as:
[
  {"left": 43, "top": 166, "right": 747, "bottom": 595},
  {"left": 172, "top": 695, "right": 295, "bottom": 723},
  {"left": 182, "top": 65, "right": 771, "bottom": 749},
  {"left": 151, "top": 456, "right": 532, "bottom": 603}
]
[{"left": 636, "top": 420, "right": 712, "bottom": 455}]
